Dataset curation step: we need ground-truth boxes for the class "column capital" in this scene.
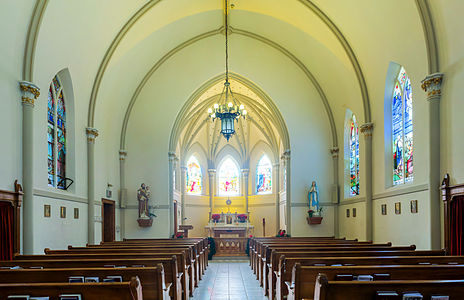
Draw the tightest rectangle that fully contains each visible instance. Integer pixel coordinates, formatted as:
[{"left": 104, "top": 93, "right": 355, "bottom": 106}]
[
  {"left": 360, "top": 122, "right": 374, "bottom": 138},
  {"left": 281, "top": 150, "right": 291, "bottom": 160},
  {"left": 241, "top": 169, "right": 250, "bottom": 176},
  {"left": 119, "top": 149, "right": 128, "bottom": 160},
  {"left": 208, "top": 169, "right": 216, "bottom": 176},
  {"left": 273, "top": 163, "right": 280, "bottom": 168},
  {"left": 19, "top": 81, "right": 40, "bottom": 107},
  {"left": 86, "top": 127, "right": 99, "bottom": 143},
  {"left": 421, "top": 73, "right": 444, "bottom": 101},
  {"left": 329, "top": 147, "right": 339, "bottom": 158}
]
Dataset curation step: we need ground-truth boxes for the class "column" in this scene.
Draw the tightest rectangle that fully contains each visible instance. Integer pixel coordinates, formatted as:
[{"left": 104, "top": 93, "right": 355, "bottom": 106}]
[
  {"left": 330, "top": 147, "right": 340, "bottom": 238},
  {"left": 273, "top": 163, "right": 280, "bottom": 234},
  {"left": 86, "top": 127, "right": 99, "bottom": 245},
  {"left": 208, "top": 169, "right": 216, "bottom": 219},
  {"left": 19, "top": 81, "right": 40, "bottom": 254},
  {"left": 168, "top": 152, "right": 177, "bottom": 237},
  {"left": 180, "top": 164, "right": 187, "bottom": 226},
  {"left": 241, "top": 169, "right": 249, "bottom": 213},
  {"left": 282, "top": 150, "right": 291, "bottom": 235},
  {"left": 119, "top": 150, "right": 127, "bottom": 240},
  {"left": 421, "top": 73, "right": 444, "bottom": 249},
  {"left": 360, "top": 123, "right": 374, "bottom": 241}
]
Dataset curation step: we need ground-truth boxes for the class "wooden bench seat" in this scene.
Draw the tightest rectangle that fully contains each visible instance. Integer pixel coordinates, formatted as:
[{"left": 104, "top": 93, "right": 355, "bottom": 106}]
[
  {"left": 310, "top": 274, "right": 464, "bottom": 300},
  {"left": 0, "top": 277, "right": 143, "bottom": 300},
  {"left": 0, "top": 266, "right": 168, "bottom": 299},
  {"left": 288, "top": 263, "right": 464, "bottom": 300}
]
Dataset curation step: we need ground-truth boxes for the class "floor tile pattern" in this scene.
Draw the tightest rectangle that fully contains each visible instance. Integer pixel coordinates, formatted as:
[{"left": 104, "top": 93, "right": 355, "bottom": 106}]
[{"left": 191, "top": 261, "right": 268, "bottom": 300}]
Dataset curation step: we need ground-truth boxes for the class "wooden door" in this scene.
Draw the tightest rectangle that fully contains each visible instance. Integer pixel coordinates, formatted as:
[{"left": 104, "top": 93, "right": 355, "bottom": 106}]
[{"left": 101, "top": 199, "right": 115, "bottom": 242}]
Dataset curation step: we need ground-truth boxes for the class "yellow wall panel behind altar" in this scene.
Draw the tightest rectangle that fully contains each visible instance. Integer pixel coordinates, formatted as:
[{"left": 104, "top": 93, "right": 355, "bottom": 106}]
[{"left": 212, "top": 196, "right": 246, "bottom": 213}]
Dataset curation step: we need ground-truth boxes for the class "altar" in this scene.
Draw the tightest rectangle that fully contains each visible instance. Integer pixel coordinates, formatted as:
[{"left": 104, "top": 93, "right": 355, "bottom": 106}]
[{"left": 205, "top": 224, "right": 254, "bottom": 238}]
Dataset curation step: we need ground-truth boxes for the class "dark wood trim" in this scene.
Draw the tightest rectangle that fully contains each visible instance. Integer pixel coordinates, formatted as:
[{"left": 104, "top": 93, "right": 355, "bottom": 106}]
[
  {"left": 441, "top": 174, "right": 464, "bottom": 254},
  {"left": 173, "top": 201, "right": 178, "bottom": 236},
  {"left": 101, "top": 198, "right": 115, "bottom": 242},
  {"left": 0, "top": 180, "right": 23, "bottom": 255}
]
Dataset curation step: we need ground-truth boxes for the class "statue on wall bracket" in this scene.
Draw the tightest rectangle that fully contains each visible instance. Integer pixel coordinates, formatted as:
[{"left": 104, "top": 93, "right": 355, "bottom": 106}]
[
  {"left": 308, "top": 181, "right": 320, "bottom": 216},
  {"left": 137, "top": 183, "right": 154, "bottom": 227}
]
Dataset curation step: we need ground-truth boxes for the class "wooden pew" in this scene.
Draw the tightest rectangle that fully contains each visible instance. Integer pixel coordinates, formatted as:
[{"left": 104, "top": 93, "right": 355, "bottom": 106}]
[
  {"left": 0, "top": 276, "right": 143, "bottom": 300},
  {"left": 310, "top": 273, "right": 464, "bottom": 300},
  {"left": 0, "top": 266, "right": 168, "bottom": 299},
  {"left": 288, "top": 263, "right": 464, "bottom": 300},
  {"left": 1, "top": 256, "right": 182, "bottom": 300},
  {"left": 273, "top": 253, "right": 455, "bottom": 300},
  {"left": 15, "top": 252, "right": 189, "bottom": 300}
]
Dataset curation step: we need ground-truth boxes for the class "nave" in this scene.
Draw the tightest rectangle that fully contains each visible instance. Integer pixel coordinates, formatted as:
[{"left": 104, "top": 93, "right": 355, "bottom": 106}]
[{"left": 191, "top": 261, "right": 267, "bottom": 300}]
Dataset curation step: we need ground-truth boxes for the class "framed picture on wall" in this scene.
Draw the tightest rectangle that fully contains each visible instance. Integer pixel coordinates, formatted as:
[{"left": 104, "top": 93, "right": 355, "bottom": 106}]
[
  {"left": 381, "top": 204, "right": 387, "bottom": 215},
  {"left": 74, "top": 208, "right": 79, "bottom": 219},
  {"left": 44, "top": 205, "right": 51, "bottom": 218},
  {"left": 346, "top": 208, "right": 350, "bottom": 218},
  {"left": 395, "top": 202, "right": 401, "bottom": 215},
  {"left": 352, "top": 208, "right": 356, "bottom": 217},
  {"left": 60, "top": 206, "right": 66, "bottom": 218},
  {"left": 410, "top": 200, "right": 418, "bottom": 213}
]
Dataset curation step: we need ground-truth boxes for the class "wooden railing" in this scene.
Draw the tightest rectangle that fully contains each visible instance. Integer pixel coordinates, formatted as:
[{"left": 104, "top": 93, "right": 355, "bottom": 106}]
[{"left": 215, "top": 238, "right": 248, "bottom": 256}]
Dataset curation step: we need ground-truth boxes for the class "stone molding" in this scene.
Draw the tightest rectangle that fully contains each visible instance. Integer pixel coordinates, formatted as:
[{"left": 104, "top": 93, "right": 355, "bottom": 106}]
[
  {"left": 85, "top": 127, "right": 99, "bottom": 143},
  {"left": 119, "top": 149, "right": 128, "bottom": 160},
  {"left": 360, "top": 122, "right": 374, "bottom": 138},
  {"left": 421, "top": 73, "right": 444, "bottom": 101},
  {"left": 19, "top": 81, "right": 40, "bottom": 106}
]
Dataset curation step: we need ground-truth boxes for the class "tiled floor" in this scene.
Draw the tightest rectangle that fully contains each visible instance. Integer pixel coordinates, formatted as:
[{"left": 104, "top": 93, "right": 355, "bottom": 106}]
[{"left": 191, "top": 261, "right": 268, "bottom": 300}]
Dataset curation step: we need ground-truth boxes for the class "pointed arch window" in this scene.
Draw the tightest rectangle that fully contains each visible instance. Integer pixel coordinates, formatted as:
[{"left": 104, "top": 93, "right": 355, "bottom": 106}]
[
  {"left": 218, "top": 157, "right": 239, "bottom": 195},
  {"left": 349, "top": 114, "right": 360, "bottom": 196},
  {"left": 48, "top": 75, "right": 66, "bottom": 189},
  {"left": 392, "top": 67, "right": 413, "bottom": 185},
  {"left": 186, "top": 156, "right": 202, "bottom": 194},
  {"left": 256, "top": 155, "right": 272, "bottom": 194}
]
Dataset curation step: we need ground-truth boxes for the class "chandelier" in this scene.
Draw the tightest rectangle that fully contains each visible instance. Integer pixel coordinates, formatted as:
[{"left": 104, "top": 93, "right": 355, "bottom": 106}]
[{"left": 208, "top": 0, "right": 246, "bottom": 142}]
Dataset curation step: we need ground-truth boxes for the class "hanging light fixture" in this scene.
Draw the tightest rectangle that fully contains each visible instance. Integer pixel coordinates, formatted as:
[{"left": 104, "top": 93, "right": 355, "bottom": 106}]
[{"left": 208, "top": 0, "right": 246, "bottom": 142}]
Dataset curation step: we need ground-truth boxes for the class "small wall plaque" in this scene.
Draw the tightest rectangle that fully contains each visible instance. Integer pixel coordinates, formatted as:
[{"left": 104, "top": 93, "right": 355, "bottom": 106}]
[
  {"left": 395, "top": 202, "right": 401, "bottom": 215},
  {"left": 346, "top": 208, "right": 350, "bottom": 218},
  {"left": 74, "top": 208, "right": 79, "bottom": 219},
  {"left": 352, "top": 208, "right": 356, "bottom": 218},
  {"left": 410, "top": 200, "right": 418, "bottom": 213},
  {"left": 60, "top": 206, "right": 66, "bottom": 218},
  {"left": 381, "top": 204, "right": 387, "bottom": 215},
  {"left": 44, "top": 205, "right": 51, "bottom": 218}
]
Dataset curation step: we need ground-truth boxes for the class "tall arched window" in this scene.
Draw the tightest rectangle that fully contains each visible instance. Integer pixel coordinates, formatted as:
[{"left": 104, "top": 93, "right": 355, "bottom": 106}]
[
  {"left": 392, "top": 67, "right": 413, "bottom": 185},
  {"left": 256, "top": 155, "right": 272, "bottom": 194},
  {"left": 349, "top": 114, "right": 359, "bottom": 196},
  {"left": 48, "top": 75, "right": 66, "bottom": 189},
  {"left": 186, "top": 156, "right": 202, "bottom": 194},
  {"left": 218, "top": 157, "right": 239, "bottom": 195}
]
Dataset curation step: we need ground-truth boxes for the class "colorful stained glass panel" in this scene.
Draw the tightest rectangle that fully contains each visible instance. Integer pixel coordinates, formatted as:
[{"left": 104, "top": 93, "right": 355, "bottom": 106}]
[
  {"left": 218, "top": 158, "right": 239, "bottom": 195},
  {"left": 186, "top": 156, "right": 202, "bottom": 194},
  {"left": 256, "top": 155, "right": 272, "bottom": 194},
  {"left": 349, "top": 114, "right": 359, "bottom": 196}
]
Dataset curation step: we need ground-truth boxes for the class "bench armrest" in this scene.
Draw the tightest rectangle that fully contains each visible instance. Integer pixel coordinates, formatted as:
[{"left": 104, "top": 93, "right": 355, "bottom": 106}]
[
  {"left": 285, "top": 281, "right": 294, "bottom": 290},
  {"left": 164, "top": 282, "right": 173, "bottom": 292},
  {"left": 177, "top": 272, "right": 184, "bottom": 279}
]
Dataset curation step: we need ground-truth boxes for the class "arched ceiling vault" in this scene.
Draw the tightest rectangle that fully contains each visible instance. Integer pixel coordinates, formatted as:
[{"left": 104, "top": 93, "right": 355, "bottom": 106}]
[{"left": 23, "top": 0, "right": 439, "bottom": 140}]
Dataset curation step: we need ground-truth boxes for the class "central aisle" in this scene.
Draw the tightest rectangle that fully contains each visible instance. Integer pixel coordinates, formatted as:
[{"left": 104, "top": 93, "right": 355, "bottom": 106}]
[{"left": 191, "top": 261, "right": 268, "bottom": 300}]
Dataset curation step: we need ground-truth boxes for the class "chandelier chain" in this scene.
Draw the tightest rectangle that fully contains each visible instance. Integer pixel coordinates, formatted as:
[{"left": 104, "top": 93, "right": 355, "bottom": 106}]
[{"left": 225, "top": 0, "right": 229, "bottom": 83}]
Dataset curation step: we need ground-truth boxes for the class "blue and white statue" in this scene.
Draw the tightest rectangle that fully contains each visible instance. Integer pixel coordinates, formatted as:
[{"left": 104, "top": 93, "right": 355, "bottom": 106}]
[{"left": 308, "top": 181, "right": 320, "bottom": 215}]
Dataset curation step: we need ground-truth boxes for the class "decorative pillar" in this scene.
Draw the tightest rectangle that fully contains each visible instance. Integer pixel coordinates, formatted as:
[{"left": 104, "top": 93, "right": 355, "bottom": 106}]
[
  {"left": 180, "top": 165, "right": 187, "bottom": 226},
  {"left": 19, "top": 81, "right": 40, "bottom": 254},
  {"left": 208, "top": 169, "right": 216, "bottom": 219},
  {"left": 168, "top": 152, "right": 177, "bottom": 237},
  {"left": 282, "top": 150, "right": 291, "bottom": 235},
  {"left": 360, "top": 123, "right": 374, "bottom": 241},
  {"left": 86, "top": 127, "right": 99, "bottom": 245},
  {"left": 273, "top": 163, "right": 280, "bottom": 234},
  {"left": 421, "top": 73, "right": 444, "bottom": 249},
  {"left": 242, "top": 169, "right": 249, "bottom": 214},
  {"left": 330, "top": 147, "right": 340, "bottom": 238},
  {"left": 118, "top": 150, "right": 127, "bottom": 240}
]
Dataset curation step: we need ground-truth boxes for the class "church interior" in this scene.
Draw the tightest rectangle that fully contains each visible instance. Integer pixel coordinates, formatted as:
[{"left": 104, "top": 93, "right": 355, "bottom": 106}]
[{"left": 1, "top": 0, "right": 464, "bottom": 299}]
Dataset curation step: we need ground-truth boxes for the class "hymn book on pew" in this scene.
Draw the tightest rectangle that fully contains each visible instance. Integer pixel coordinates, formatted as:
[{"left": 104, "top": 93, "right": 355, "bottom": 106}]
[
  {"left": 375, "top": 291, "right": 399, "bottom": 299},
  {"left": 59, "top": 295, "right": 81, "bottom": 300},
  {"left": 84, "top": 277, "right": 99, "bottom": 283},
  {"left": 103, "top": 275, "right": 123, "bottom": 282},
  {"left": 402, "top": 292, "right": 423, "bottom": 300},
  {"left": 430, "top": 296, "right": 449, "bottom": 300},
  {"left": 68, "top": 276, "right": 84, "bottom": 283}
]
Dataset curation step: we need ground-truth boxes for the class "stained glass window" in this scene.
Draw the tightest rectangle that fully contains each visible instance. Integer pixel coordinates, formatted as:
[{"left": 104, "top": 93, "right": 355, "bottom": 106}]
[
  {"left": 349, "top": 114, "right": 360, "bottom": 196},
  {"left": 392, "top": 67, "right": 413, "bottom": 185},
  {"left": 186, "top": 156, "right": 202, "bottom": 194},
  {"left": 256, "top": 155, "right": 272, "bottom": 194},
  {"left": 218, "top": 157, "right": 239, "bottom": 195},
  {"left": 47, "top": 75, "right": 66, "bottom": 189}
]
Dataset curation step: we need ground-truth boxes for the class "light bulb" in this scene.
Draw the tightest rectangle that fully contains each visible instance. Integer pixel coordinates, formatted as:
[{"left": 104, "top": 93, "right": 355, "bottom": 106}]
[
  {"left": 239, "top": 104, "right": 244, "bottom": 110},
  {"left": 208, "top": 108, "right": 212, "bottom": 114},
  {"left": 243, "top": 110, "right": 247, "bottom": 115},
  {"left": 228, "top": 102, "right": 233, "bottom": 108},
  {"left": 214, "top": 103, "right": 219, "bottom": 109}
]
